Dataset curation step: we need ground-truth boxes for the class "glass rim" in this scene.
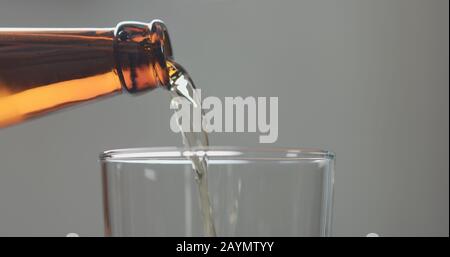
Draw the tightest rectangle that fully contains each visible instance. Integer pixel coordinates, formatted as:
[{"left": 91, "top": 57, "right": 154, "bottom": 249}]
[{"left": 100, "top": 146, "right": 335, "bottom": 162}]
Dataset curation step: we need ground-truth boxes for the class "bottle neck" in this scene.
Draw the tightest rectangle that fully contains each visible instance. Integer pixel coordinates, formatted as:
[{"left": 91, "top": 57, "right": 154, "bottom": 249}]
[{"left": 0, "top": 27, "right": 119, "bottom": 93}]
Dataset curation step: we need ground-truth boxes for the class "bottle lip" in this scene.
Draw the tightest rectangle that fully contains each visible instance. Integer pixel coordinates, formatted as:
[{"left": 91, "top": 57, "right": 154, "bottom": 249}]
[
  {"left": 113, "top": 20, "right": 173, "bottom": 93},
  {"left": 148, "top": 19, "right": 174, "bottom": 88},
  {"left": 148, "top": 20, "right": 173, "bottom": 60}
]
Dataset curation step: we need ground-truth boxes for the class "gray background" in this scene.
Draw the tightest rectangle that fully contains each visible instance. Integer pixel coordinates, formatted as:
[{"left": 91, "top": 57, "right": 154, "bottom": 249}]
[{"left": 0, "top": 0, "right": 448, "bottom": 236}]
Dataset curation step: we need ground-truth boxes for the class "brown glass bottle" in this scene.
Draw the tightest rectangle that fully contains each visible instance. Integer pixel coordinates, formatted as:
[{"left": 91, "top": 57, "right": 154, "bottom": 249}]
[{"left": 0, "top": 20, "right": 173, "bottom": 128}]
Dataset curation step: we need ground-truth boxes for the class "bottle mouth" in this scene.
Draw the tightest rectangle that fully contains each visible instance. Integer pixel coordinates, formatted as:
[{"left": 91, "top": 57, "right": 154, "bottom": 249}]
[
  {"left": 113, "top": 20, "right": 174, "bottom": 93},
  {"left": 148, "top": 20, "right": 173, "bottom": 86},
  {"left": 148, "top": 20, "right": 173, "bottom": 61}
]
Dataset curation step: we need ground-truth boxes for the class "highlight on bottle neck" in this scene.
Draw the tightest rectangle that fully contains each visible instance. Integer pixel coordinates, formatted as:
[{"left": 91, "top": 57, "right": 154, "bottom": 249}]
[{"left": 113, "top": 20, "right": 173, "bottom": 93}]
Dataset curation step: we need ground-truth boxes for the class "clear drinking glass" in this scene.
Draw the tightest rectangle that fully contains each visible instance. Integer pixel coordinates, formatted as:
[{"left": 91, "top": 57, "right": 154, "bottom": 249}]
[{"left": 100, "top": 147, "right": 335, "bottom": 237}]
